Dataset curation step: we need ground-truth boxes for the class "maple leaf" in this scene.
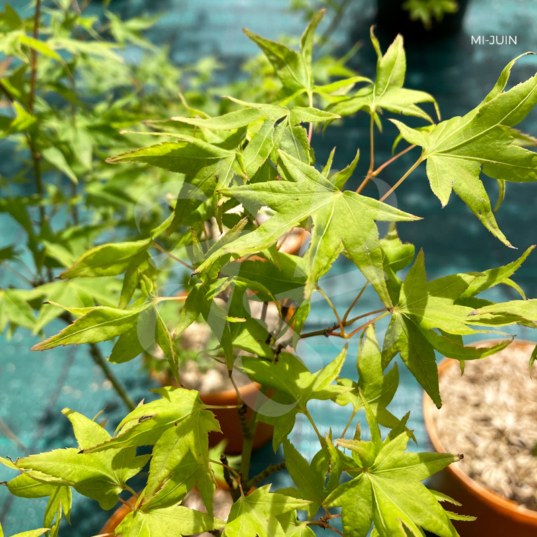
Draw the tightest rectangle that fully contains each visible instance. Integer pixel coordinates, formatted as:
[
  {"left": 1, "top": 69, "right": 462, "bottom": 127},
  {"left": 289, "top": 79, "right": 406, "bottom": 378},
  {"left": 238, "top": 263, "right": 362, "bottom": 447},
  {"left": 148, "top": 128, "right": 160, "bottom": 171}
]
[
  {"left": 382, "top": 250, "right": 514, "bottom": 407},
  {"left": 329, "top": 28, "right": 439, "bottom": 126},
  {"left": 393, "top": 53, "right": 537, "bottom": 247},
  {"left": 80, "top": 387, "right": 220, "bottom": 515},
  {"left": 238, "top": 347, "right": 351, "bottom": 449},
  {"left": 199, "top": 150, "right": 420, "bottom": 306},
  {"left": 325, "top": 400, "right": 467, "bottom": 537},
  {"left": 17, "top": 410, "right": 149, "bottom": 510},
  {"left": 336, "top": 325, "right": 402, "bottom": 431},
  {"left": 223, "top": 485, "right": 311, "bottom": 537}
]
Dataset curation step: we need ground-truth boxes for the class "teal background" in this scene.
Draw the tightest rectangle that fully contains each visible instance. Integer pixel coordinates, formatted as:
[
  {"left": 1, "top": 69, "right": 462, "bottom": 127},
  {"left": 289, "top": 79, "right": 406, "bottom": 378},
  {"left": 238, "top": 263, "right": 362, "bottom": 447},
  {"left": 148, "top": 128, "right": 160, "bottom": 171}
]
[{"left": 1, "top": 0, "right": 537, "bottom": 534}]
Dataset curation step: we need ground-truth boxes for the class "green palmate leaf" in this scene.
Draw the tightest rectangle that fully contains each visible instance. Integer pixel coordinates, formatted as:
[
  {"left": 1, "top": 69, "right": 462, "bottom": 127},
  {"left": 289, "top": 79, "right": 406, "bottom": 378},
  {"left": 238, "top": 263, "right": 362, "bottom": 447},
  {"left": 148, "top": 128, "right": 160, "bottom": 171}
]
[
  {"left": 329, "top": 29, "right": 439, "bottom": 126},
  {"left": 60, "top": 239, "right": 151, "bottom": 279},
  {"left": 384, "top": 250, "right": 515, "bottom": 406},
  {"left": 325, "top": 409, "right": 462, "bottom": 537},
  {"left": 279, "top": 440, "right": 327, "bottom": 518},
  {"left": 243, "top": 119, "right": 276, "bottom": 178},
  {"left": 459, "top": 245, "right": 534, "bottom": 298},
  {"left": 107, "top": 138, "right": 246, "bottom": 232},
  {"left": 468, "top": 299, "right": 537, "bottom": 325},
  {"left": 0, "top": 289, "right": 36, "bottom": 332},
  {"left": 42, "top": 147, "right": 78, "bottom": 185},
  {"left": 336, "top": 326, "right": 402, "bottom": 430},
  {"left": 380, "top": 223, "right": 416, "bottom": 304},
  {"left": 44, "top": 485, "right": 72, "bottom": 529},
  {"left": 199, "top": 150, "right": 419, "bottom": 306},
  {"left": 223, "top": 485, "right": 311, "bottom": 537},
  {"left": 238, "top": 347, "right": 351, "bottom": 449},
  {"left": 116, "top": 505, "right": 224, "bottom": 537},
  {"left": 81, "top": 387, "right": 220, "bottom": 515},
  {"left": 7, "top": 473, "right": 58, "bottom": 499},
  {"left": 242, "top": 10, "right": 326, "bottom": 95},
  {"left": 17, "top": 410, "right": 149, "bottom": 510},
  {"left": 392, "top": 55, "right": 537, "bottom": 246},
  {"left": 171, "top": 107, "right": 286, "bottom": 130},
  {"left": 31, "top": 304, "right": 149, "bottom": 351},
  {"left": 18, "top": 35, "right": 62, "bottom": 61}
]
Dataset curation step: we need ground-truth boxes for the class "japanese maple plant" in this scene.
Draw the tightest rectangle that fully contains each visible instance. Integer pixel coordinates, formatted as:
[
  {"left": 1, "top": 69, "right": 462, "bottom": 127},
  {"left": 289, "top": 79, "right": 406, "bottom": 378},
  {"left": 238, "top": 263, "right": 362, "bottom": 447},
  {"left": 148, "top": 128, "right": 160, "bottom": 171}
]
[{"left": 3, "top": 8, "right": 537, "bottom": 537}]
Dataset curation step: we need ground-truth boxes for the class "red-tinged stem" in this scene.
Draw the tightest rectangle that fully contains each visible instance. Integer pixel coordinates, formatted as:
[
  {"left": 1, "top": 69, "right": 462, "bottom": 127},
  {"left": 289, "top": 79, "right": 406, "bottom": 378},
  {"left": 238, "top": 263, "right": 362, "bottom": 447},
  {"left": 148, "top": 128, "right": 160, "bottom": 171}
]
[
  {"left": 341, "top": 281, "right": 368, "bottom": 323},
  {"left": 379, "top": 157, "right": 423, "bottom": 202},
  {"left": 332, "top": 310, "right": 390, "bottom": 339},
  {"left": 356, "top": 144, "right": 416, "bottom": 194}
]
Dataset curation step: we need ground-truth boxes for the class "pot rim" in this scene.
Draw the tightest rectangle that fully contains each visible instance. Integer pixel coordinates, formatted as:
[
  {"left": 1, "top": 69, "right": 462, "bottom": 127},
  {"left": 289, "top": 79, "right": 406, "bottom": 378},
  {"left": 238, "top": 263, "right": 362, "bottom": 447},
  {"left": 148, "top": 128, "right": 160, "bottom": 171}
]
[{"left": 423, "top": 338, "right": 537, "bottom": 522}]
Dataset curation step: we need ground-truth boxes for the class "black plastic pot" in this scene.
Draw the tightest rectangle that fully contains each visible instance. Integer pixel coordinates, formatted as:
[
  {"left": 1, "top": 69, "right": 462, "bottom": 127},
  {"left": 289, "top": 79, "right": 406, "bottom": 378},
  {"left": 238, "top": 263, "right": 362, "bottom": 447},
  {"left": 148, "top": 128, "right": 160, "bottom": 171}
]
[{"left": 376, "top": 0, "right": 470, "bottom": 41}]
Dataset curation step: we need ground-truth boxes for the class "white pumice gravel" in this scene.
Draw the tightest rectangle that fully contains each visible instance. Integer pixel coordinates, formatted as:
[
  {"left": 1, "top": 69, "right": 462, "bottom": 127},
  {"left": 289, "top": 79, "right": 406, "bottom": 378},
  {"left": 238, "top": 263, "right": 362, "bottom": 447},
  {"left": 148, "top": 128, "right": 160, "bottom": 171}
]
[{"left": 434, "top": 342, "right": 537, "bottom": 511}]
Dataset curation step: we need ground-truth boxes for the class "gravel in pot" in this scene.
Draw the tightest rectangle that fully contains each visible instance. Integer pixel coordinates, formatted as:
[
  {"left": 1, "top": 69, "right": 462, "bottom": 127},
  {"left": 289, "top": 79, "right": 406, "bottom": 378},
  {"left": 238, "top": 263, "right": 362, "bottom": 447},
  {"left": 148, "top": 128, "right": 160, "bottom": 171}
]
[{"left": 433, "top": 344, "right": 537, "bottom": 511}]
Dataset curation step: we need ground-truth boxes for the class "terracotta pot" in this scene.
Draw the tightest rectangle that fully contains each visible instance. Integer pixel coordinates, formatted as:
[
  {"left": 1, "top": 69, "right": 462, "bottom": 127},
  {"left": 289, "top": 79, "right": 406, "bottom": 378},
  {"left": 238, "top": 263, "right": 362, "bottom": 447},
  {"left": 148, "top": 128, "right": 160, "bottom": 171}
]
[
  {"left": 200, "top": 380, "right": 274, "bottom": 454},
  {"left": 423, "top": 339, "right": 537, "bottom": 536}
]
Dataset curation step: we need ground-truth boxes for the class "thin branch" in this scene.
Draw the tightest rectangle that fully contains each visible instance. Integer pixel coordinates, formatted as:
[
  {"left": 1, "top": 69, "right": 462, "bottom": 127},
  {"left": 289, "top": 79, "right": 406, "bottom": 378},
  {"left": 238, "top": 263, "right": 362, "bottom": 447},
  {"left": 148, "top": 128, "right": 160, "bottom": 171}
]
[
  {"left": 29, "top": 0, "right": 41, "bottom": 113},
  {"left": 304, "top": 407, "right": 325, "bottom": 446},
  {"left": 151, "top": 241, "right": 195, "bottom": 270},
  {"left": 246, "top": 461, "right": 286, "bottom": 489},
  {"left": 307, "top": 520, "right": 344, "bottom": 536},
  {"left": 317, "top": 286, "right": 344, "bottom": 335},
  {"left": 88, "top": 342, "right": 136, "bottom": 411},
  {"left": 371, "top": 144, "right": 416, "bottom": 178},
  {"left": 344, "top": 308, "right": 386, "bottom": 326},
  {"left": 341, "top": 281, "right": 368, "bottom": 323},
  {"left": 117, "top": 497, "right": 134, "bottom": 511},
  {"left": 332, "top": 310, "right": 390, "bottom": 340},
  {"left": 356, "top": 144, "right": 416, "bottom": 194},
  {"left": 300, "top": 307, "right": 387, "bottom": 339},
  {"left": 339, "top": 410, "right": 357, "bottom": 440},
  {"left": 379, "top": 157, "right": 423, "bottom": 202}
]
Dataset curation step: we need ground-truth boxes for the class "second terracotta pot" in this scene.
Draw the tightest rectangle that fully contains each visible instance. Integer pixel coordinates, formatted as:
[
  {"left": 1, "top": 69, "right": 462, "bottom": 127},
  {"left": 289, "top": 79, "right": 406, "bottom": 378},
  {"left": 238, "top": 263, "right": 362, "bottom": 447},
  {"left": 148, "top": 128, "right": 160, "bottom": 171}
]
[
  {"left": 423, "top": 340, "right": 537, "bottom": 536},
  {"left": 200, "top": 380, "right": 274, "bottom": 454}
]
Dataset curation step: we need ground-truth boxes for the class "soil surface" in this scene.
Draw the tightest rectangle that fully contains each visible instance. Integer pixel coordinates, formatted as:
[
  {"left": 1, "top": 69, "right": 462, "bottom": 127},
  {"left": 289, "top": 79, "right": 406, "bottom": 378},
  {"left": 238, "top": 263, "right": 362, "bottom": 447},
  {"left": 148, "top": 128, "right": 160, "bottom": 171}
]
[{"left": 434, "top": 342, "right": 537, "bottom": 511}]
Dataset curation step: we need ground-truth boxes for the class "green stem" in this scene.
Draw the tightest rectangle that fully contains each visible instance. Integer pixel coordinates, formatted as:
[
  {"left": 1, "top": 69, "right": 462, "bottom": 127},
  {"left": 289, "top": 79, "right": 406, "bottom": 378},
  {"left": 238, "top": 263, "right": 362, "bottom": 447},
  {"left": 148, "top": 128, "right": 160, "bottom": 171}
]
[
  {"left": 339, "top": 410, "right": 357, "bottom": 439},
  {"left": 368, "top": 113, "right": 375, "bottom": 174},
  {"left": 304, "top": 407, "right": 325, "bottom": 446},
  {"left": 88, "top": 342, "right": 136, "bottom": 411},
  {"left": 239, "top": 385, "right": 268, "bottom": 483}
]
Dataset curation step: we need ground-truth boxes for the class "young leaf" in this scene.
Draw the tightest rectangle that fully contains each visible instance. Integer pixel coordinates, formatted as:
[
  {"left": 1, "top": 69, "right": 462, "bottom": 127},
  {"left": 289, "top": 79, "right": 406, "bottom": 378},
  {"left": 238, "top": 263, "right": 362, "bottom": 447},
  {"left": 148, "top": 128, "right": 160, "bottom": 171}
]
[
  {"left": 60, "top": 240, "right": 151, "bottom": 279},
  {"left": 329, "top": 29, "right": 439, "bottom": 125},
  {"left": 336, "top": 326, "right": 402, "bottom": 430},
  {"left": 239, "top": 347, "right": 351, "bottom": 449},
  {"left": 223, "top": 485, "right": 311, "bottom": 537},
  {"left": 325, "top": 428, "right": 462, "bottom": 537},
  {"left": 81, "top": 387, "right": 220, "bottom": 515},
  {"left": 200, "top": 150, "right": 419, "bottom": 306},
  {"left": 116, "top": 505, "right": 224, "bottom": 537},
  {"left": 392, "top": 56, "right": 537, "bottom": 246},
  {"left": 279, "top": 440, "right": 327, "bottom": 517},
  {"left": 31, "top": 305, "right": 149, "bottom": 351},
  {"left": 17, "top": 410, "right": 149, "bottom": 510}
]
